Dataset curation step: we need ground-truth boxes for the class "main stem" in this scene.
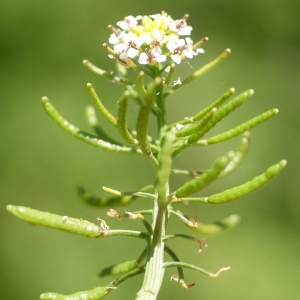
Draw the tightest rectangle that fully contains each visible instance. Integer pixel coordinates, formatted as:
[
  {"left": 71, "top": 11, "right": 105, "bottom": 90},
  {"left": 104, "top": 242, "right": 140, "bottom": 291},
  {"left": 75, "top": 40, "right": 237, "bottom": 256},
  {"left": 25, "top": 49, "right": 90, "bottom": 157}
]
[{"left": 135, "top": 82, "right": 167, "bottom": 299}]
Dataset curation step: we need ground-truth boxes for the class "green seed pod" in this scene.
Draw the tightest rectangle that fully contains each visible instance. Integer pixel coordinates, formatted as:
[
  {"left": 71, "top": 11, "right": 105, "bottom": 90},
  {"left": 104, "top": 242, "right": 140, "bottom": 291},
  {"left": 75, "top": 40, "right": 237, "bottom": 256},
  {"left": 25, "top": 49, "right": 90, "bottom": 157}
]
[
  {"left": 164, "top": 48, "right": 231, "bottom": 98},
  {"left": 207, "top": 160, "right": 287, "bottom": 204},
  {"left": 85, "top": 105, "right": 121, "bottom": 145},
  {"left": 189, "top": 214, "right": 241, "bottom": 235},
  {"left": 98, "top": 260, "right": 139, "bottom": 277},
  {"left": 42, "top": 97, "right": 137, "bottom": 154},
  {"left": 192, "top": 88, "right": 235, "bottom": 122},
  {"left": 137, "top": 71, "right": 147, "bottom": 98},
  {"left": 156, "top": 129, "right": 176, "bottom": 208},
  {"left": 206, "top": 108, "right": 278, "bottom": 144},
  {"left": 40, "top": 286, "right": 109, "bottom": 300},
  {"left": 187, "top": 89, "right": 254, "bottom": 143},
  {"left": 175, "top": 152, "right": 235, "bottom": 198},
  {"left": 6, "top": 205, "right": 101, "bottom": 238},
  {"left": 218, "top": 132, "right": 250, "bottom": 178},
  {"left": 86, "top": 83, "right": 117, "bottom": 127},
  {"left": 77, "top": 186, "right": 134, "bottom": 208},
  {"left": 164, "top": 63, "right": 176, "bottom": 87},
  {"left": 136, "top": 77, "right": 162, "bottom": 157},
  {"left": 117, "top": 91, "right": 137, "bottom": 144},
  {"left": 176, "top": 108, "right": 216, "bottom": 138}
]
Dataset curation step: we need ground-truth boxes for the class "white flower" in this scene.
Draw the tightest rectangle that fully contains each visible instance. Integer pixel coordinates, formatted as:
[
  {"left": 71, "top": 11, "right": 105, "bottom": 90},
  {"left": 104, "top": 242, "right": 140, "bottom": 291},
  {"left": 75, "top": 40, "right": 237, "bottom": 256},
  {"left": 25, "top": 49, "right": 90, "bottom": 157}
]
[
  {"left": 106, "top": 12, "right": 205, "bottom": 66},
  {"left": 167, "top": 39, "right": 185, "bottom": 64},
  {"left": 168, "top": 15, "right": 192, "bottom": 36},
  {"left": 117, "top": 15, "right": 142, "bottom": 30},
  {"left": 138, "top": 46, "right": 166, "bottom": 65}
]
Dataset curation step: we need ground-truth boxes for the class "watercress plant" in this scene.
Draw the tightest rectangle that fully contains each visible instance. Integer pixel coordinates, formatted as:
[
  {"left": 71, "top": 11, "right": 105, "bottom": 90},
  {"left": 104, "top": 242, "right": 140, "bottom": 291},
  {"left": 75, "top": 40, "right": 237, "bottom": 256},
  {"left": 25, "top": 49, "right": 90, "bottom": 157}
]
[{"left": 7, "top": 12, "right": 286, "bottom": 300}]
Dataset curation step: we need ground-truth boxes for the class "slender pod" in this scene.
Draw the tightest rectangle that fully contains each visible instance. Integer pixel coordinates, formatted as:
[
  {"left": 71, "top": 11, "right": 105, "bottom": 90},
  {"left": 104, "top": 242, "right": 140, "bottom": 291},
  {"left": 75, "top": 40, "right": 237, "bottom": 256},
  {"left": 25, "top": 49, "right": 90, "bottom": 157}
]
[
  {"left": 207, "top": 160, "right": 287, "bottom": 203},
  {"left": 137, "top": 72, "right": 147, "bottom": 98},
  {"left": 85, "top": 105, "right": 121, "bottom": 145},
  {"left": 40, "top": 286, "right": 110, "bottom": 300},
  {"left": 156, "top": 129, "right": 176, "bottom": 208},
  {"left": 83, "top": 59, "right": 132, "bottom": 85},
  {"left": 217, "top": 132, "right": 250, "bottom": 178},
  {"left": 164, "top": 63, "right": 176, "bottom": 87},
  {"left": 187, "top": 89, "right": 254, "bottom": 143},
  {"left": 192, "top": 88, "right": 235, "bottom": 121},
  {"left": 164, "top": 49, "right": 231, "bottom": 98},
  {"left": 86, "top": 83, "right": 117, "bottom": 127},
  {"left": 188, "top": 214, "right": 241, "bottom": 235},
  {"left": 175, "top": 152, "right": 235, "bottom": 198},
  {"left": 176, "top": 108, "right": 217, "bottom": 138},
  {"left": 98, "top": 260, "right": 139, "bottom": 277},
  {"left": 77, "top": 186, "right": 134, "bottom": 208},
  {"left": 42, "top": 97, "right": 138, "bottom": 154},
  {"left": 6, "top": 205, "right": 101, "bottom": 238},
  {"left": 205, "top": 108, "right": 278, "bottom": 144},
  {"left": 136, "top": 77, "right": 162, "bottom": 163},
  {"left": 117, "top": 91, "right": 138, "bottom": 144}
]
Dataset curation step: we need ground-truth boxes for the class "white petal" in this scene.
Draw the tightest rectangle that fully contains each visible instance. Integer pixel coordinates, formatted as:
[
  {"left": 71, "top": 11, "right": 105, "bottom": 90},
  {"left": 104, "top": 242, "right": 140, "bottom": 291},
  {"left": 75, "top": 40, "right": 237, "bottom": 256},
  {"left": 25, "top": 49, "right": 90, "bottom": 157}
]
[
  {"left": 178, "top": 26, "right": 192, "bottom": 36},
  {"left": 152, "top": 29, "right": 162, "bottom": 40},
  {"left": 182, "top": 49, "right": 194, "bottom": 58},
  {"left": 167, "top": 41, "right": 177, "bottom": 51},
  {"left": 185, "top": 37, "right": 193, "bottom": 46},
  {"left": 143, "top": 33, "right": 153, "bottom": 45},
  {"left": 171, "top": 54, "right": 181, "bottom": 64},
  {"left": 152, "top": 46, "right": 162, "bottom": 57},
  {"left": 197, "top": 48, "right": 205, "bottom": 54},
  {"left": 155, "top": 55, "right": 167, "bottom": 62},
  {"left": 114, "top": 43, "right": 127, "bottom": 53},
  {"left": 119, "top": 52, "right": 129, "bottom": 62},
  {"left": 109, "top": 34, "right": 119, "bottom": 44},
  {"left": 117, "top": 21, "right": 129, "bottom": 30},
  {"left": 127, "top": 48, "right": 139, "bottom": 58},
  {"left": 138, "top": 53, "right": 149, "bottom": 64}
]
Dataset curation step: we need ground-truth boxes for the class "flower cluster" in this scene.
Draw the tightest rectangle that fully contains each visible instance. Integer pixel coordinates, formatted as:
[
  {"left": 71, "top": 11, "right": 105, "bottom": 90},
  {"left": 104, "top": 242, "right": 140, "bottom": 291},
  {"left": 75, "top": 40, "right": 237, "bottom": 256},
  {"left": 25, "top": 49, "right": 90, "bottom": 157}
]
[{"left": 106, "top": 12, "right": 205, "bottom": 67}]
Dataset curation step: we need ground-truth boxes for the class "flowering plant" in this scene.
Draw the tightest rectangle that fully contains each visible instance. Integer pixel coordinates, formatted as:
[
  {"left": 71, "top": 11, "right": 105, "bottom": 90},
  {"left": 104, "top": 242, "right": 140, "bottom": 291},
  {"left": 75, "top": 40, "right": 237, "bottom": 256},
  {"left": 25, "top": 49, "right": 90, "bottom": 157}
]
[{"left": 6, "top": 12, "right": 286, "bottom": 300}]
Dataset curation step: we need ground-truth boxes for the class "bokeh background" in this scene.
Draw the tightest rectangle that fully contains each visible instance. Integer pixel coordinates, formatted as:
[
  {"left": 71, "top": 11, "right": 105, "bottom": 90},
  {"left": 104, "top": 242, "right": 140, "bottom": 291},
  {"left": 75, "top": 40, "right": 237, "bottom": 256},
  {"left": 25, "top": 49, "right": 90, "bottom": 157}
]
[{"left": 1, "top": 0, "right": 299, "bottom": 299}]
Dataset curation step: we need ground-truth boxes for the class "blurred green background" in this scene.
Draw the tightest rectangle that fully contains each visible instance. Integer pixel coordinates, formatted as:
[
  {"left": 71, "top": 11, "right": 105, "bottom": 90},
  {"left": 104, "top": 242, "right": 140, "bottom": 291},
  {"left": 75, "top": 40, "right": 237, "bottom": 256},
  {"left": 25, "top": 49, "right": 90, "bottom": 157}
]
[{"left": 1, "top": 0, "right": 299, "bottom": 299}]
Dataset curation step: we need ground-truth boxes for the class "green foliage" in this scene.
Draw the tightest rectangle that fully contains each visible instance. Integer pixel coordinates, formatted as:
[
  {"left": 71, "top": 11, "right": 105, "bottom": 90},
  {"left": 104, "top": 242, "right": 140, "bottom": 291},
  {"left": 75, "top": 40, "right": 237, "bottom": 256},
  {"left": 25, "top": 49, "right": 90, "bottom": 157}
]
[{"left": 6, "top": 12, "right": 286, "bottom": 300}]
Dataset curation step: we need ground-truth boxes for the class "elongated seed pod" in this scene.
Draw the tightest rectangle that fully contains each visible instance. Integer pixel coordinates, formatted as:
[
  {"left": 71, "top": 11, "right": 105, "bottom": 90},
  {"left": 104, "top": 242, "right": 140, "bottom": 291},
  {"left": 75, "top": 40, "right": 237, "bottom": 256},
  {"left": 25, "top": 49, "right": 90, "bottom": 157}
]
[
  {"left": 206, "top": 108, "right": 278, "bottom": 144},
  {"left": 175, "top": 152, "right": 235, "bottom": 198},
  {"left": 98, "top": 260, "right": 139, "bottom": 277},
  {"left": 40, "top": 286, "right": 109, "bottom": 300},
  {"left": 136, "top": 77, "right": 162, "bottom": 158},
  {"left": 207, "top": 160, "right": 287, "bottom": 203},
  {"left": 192, "top": 88, "right": 235, "bottom": 121},
  {"left": 218, "top": 132, "right": 250, "bottom": 178},
  {"left": 85, "top": 105, "right": 121, "bottom": 145},
  {"left": 176, "top": 108, "right": 216, "bottom": 138},
  {"left": 187, "top": 89, "right": 254, "bottom": 144},
  {"left": 164, "top": 63, "right": 176, "bottom": 87},
  {"left": 77, "top": 186, "right": 134, "bottom": 207},
  {"left": 188, "top": 214, "right": 241, "bottom": 235},
  {"left": 164, "top": 49, "right": 231, "bottom": 98},
  {"left": 117, "top": 91, "right": 137, "bottom": 144},
  {"left": 6, "top": 205, "right": 101, "bottom": 238},
  {"left": 137, "top": 71, "right": 147, "bottom": 97},
  {"left": 42, "top": 97, "right": 138, "bottom": 154},
  {"left": 156, "top": 129, "right": 176, "bottom": 208},
  {"left": 83, "top": 59, "right": 116, "bottom": 81},
  {"left": 86, "top": 83, "right": 117, "bottom": 127}
]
